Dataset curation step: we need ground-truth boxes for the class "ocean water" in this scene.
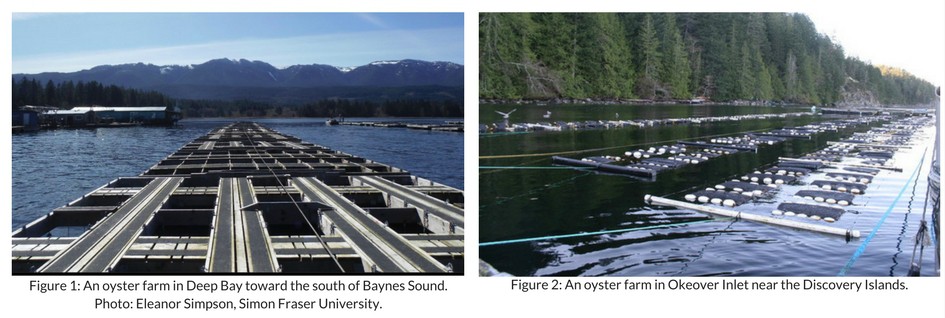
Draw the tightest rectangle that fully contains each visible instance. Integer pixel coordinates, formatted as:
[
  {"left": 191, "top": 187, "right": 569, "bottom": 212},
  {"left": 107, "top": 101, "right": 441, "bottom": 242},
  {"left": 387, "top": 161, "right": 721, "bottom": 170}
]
[
  {"left": 12, "top": 117, "right": 463, "bottom": 230},
  {"left": 480, "top": 104, "right": 938, "bottom": 277}
]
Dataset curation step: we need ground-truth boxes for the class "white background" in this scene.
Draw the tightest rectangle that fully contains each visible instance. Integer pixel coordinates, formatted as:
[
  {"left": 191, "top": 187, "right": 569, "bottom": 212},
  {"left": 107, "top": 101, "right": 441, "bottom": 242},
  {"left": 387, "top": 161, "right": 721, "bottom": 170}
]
[{"left": 2, "top": 1, "right": 943, "bottom": 317}]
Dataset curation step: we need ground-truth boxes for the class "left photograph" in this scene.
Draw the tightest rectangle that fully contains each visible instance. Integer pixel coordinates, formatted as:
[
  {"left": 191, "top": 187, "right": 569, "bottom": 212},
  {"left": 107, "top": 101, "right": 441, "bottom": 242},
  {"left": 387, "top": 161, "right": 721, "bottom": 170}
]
[{"left": 11, "top": 12, "right": 465, "bottom": 274}]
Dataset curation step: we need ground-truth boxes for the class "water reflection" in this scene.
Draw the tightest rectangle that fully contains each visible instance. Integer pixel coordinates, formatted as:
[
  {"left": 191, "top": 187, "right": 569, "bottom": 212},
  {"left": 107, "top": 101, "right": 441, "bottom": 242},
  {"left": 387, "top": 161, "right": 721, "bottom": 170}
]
[{"left": 480, "top": 105, "right": 936, "bottom": 276}]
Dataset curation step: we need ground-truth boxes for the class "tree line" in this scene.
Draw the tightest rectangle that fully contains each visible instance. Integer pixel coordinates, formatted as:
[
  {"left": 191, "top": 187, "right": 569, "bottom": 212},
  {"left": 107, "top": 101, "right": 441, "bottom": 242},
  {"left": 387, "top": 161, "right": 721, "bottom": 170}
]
[
  {"left": 479, "top": 13, "right": 937, "bottom": 105},
  {"left": 12, "top": 77, "right": 173, "bottom": 108},
  {"left": 12, "top": 77, "right": 463, "bottom": 117},
  {"left": 178, "top": 99, "right": 463, "bottom": 118}
]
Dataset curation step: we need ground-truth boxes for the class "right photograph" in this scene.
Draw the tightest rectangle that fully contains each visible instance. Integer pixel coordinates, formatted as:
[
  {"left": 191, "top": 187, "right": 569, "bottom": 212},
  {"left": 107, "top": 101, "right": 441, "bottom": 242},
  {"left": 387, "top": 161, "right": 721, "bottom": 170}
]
[{"left": 478, "top": 12, "right": 940, "bottom": 277}]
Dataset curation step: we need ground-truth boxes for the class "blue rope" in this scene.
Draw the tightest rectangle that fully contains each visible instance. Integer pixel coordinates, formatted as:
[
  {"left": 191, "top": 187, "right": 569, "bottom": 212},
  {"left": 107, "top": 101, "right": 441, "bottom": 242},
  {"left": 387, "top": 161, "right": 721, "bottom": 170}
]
[
  {"left": 479, "top": 219, "right": 718, "bottom": 247},
  {"left": 838, "top": 148, "right": 928, "bottom": 276}
]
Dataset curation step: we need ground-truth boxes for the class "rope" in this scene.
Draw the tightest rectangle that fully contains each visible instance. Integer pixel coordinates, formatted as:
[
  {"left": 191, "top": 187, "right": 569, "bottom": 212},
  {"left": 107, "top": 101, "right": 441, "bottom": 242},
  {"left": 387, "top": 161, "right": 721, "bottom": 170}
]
[
  {"left": 908, "top": 161, "right": 937, "bottom": 275},
  {"left": 239, "top": 123, "right": 346, "bottom": 273},
  {"left": 478, "top": 171, "right": 592, "bottom": 209},
  {"left": 673, "top": 217, "right": 740, "bottom": 276},
  {"left": 478, "top": 127, "right": 775, "bottom": 159},
  {"left": 838, "top": 147, "right": 928, "bottom": 276},
  {"left": 478, "top": 157, "right": 548, "bottom": 176},
  {"left": 479, "top": 219, "right": 718, "bottom": 246},
  {"left": 890, "top": 157, "right": 924, "bottom": 276}
]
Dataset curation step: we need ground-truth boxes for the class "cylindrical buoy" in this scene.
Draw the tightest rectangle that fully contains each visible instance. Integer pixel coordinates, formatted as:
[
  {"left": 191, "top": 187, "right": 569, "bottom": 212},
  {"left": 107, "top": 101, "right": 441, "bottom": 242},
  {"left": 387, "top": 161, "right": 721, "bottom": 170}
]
[
  {"left": 838, "top": 186, "right": 848, "bottom": 192},
  {"left": 710, "top": 198, "right": 723, "bottom": 205},
  {"left": 753, "top": 190, "right": 764, "bottom": 196},
  {"left": 774, "top": 179, "right": 785, "bottom": 185},
  {"left": 715, "top": 185, "right": 726, "bottom": 190},
  {"left": 838, "top": 200, "right": 850, "bottom": 206},
  {"left": 814, "top": 197, "right": 825, "bottom": 202},
  {"left": 784, "top": 211, "right": 796, "bottom": 216},
  {"left": 685, "top": 194, "right": 697, "bottom": 202},
  {"left": 643, "top": 195, "right": 859, "bottom": 238},
  {"left": 809, "top": 215, "right": 821, "bottom": 220},
  {"left": 698, "top": 196, "right": 710, "bottom": 203},
  {"left": 826, "top": 198, "right": 837, "bottom": 204},
  {"left": 821, "top": 185, "right": 832, "bottom": 190},
  {"left": 772, "top": 209, "right": 783, "bottom": 215},
  {"left": 797, "top": 213, "right": 808, "bottom": 218},
  {"left": 824, "top": 217, "right": 836, "bottom": 223},
  {"left": 851, "top": 189, "right": 861, "bottom": 194},
  {"left": 723, "top": 199, "right": 736, "bottom": 207}
]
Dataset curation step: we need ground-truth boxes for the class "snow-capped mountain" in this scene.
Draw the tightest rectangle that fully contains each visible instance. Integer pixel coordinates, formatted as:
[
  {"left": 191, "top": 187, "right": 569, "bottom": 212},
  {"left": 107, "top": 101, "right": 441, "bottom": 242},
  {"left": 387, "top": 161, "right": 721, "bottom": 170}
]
[{"left": 15, "top": 58, "right": 463, "bottom": 89}]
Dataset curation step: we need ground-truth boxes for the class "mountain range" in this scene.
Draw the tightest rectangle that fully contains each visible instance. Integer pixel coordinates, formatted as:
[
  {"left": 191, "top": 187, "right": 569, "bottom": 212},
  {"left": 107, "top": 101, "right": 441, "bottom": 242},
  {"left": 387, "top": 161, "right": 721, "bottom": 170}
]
[{"left": 14, "top": 58, "right": 464, "bottom": 103}]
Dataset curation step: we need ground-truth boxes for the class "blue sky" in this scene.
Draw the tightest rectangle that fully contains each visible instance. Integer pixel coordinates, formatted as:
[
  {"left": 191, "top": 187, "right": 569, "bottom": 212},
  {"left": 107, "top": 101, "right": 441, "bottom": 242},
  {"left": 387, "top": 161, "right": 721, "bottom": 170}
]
[{"left": 12, "top": 13, "right": 464, "bottom": 73}]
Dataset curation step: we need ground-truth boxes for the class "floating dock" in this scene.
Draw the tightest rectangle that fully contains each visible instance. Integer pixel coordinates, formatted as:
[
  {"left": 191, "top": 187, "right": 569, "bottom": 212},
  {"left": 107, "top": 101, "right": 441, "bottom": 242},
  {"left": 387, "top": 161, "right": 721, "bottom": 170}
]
[
  {"left": 12, "top": 122, "right": 464, "bottom": 273},
  {"left": 339, "top": 121, "right": 463, "bottom": 132},
  {"left": 648, "top": 115, "right": 932, "bottom": 237},
  {"left": 553, "top": 117, "right": 890, "bottom": 178}
]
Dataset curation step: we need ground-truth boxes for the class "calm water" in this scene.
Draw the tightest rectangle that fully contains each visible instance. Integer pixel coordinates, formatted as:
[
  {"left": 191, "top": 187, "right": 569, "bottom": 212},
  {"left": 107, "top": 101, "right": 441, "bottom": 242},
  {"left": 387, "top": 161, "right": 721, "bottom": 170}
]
[
  {"left": 480, "top": 104, "right": 938, "bottom": 276},
  {"left": 12, "top": 117, "right": 463, "bottom": 230}
]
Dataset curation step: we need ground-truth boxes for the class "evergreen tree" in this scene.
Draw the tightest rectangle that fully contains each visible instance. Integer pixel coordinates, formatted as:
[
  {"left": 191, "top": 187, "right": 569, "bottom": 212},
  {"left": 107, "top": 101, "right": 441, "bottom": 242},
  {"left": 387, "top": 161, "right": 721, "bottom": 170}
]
[
  {"left": 659, "top": 13, "right": 692, "bottom": 99},
  {"left": 634, "top": 14, "right": 662, "bottom": 99},
  {"left": 785, "top": 51, "right": 799, "bottom": 101},
  {"left": 476, "top": 13, "right": 936, "bottom": 105}
]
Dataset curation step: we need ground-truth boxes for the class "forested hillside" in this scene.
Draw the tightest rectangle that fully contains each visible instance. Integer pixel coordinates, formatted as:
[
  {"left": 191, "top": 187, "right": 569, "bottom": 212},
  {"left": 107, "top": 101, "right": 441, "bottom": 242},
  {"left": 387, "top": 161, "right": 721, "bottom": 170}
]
[
  {"left": 480, "top": 13, "right": 936, "bottom": 105},
  {"left": 12, "top": 78, "right": 173, "bottom": 108},
  {"left": 12, "top": 77, "right": 463, "bottom": 118}
]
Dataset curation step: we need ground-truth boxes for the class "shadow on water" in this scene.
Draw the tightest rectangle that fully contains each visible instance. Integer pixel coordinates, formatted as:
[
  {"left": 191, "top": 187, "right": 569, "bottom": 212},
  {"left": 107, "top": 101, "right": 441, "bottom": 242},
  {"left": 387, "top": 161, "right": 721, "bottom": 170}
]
[{"left": 889, "top": 166, "right": 925, "bottom": 276}]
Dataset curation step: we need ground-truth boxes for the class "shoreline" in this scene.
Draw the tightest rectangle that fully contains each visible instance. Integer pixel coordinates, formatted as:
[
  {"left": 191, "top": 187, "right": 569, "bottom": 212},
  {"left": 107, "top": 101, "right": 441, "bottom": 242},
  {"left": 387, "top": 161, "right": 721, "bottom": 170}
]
[{"left": 479, "top": 97, "right": 801, "bottom": 107}]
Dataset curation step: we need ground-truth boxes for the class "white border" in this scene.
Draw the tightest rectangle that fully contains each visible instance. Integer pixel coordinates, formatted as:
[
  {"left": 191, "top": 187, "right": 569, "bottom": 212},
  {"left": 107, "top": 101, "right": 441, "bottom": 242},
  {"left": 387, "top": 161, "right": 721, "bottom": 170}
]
[{"left": 3, "top": 1, "right": 943, "bottom": 317}]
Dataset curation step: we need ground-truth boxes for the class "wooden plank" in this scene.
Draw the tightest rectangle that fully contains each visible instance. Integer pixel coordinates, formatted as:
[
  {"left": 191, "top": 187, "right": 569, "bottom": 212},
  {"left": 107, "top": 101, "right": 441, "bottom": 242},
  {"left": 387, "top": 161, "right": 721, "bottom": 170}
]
[
  {"left": 208, "top": 178, "right": 235, "bottom": 272},
  {"left": 237, "top": 178, "right": 278, "bottom": 272}
]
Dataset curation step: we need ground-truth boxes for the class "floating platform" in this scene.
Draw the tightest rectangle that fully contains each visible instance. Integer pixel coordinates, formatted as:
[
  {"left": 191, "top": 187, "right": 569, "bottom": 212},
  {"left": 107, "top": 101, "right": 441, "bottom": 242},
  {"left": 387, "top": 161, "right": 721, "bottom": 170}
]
[
  {"left": 794, "top": 190, "right": 854, "bottom": 206},
  {"left": 341, "top": 121, "right": 463, "bottom": 132},
  {"left": 714, "top": 181, "right": 776, "bottom": 196},
  {"left": 12, "top": 122, "right": 464, "bottom": 273},
  {"left": 811, "top": 180, "right": 868, "bottom": 194},
  {"left": 773, "top": 203, "right": 846, "bottom": 221},
  {"left": 551, "top": 156, "right": 657, "bottom": 179},
  {"left": 658, "top": 115, "right": 931, "bottom": 234}
]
